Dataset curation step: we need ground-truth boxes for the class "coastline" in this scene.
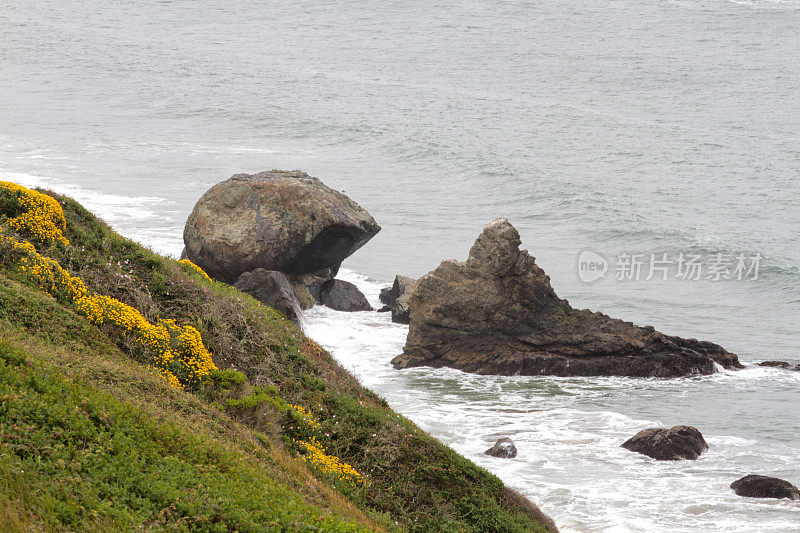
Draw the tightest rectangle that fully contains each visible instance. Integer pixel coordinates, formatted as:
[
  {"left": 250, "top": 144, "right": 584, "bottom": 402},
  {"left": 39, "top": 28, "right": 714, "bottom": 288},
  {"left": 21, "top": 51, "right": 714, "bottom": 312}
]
[
  {"left": 3, "top": 0, "right": 800, "bottom": 528},
  {"left": 0, "top": 184, "right": 557, "bottom": 531},
  {"left": 2, "top": 173, "right": 799, "bottom": 530}
]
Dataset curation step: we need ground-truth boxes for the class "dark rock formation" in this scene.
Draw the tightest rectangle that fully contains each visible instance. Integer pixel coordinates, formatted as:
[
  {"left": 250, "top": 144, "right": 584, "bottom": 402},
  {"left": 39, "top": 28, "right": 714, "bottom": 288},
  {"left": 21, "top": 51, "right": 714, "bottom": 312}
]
[
  {"left": 319, "top": 279, "right": 372, "bottom": 312},
  {"left": 621, "top": 426, "right": 708, "bottom": 460},
  {"left": 731, "top": 475, "right": 800, "bottom": 500},
  {"left": 757, "top": 360, "right": 800, "bottom": 371},
  {"left": 289, "top": 273, "right": 328, "bottom": 310},
  {"left": 183, "top": 170, "right": 380, "bottom": 284},
  {"left": 484, "top": 437, "right": 518, "bottom": 459},
  {"left": 392, "top": 218, "right": 741, "bottom": 377},
  {"left": 234, "top": 269, "right": 303, "bottom": 325},
  {"left": 379, "top": 275, "right": 418, "bottom": 324},
  {"left": 758, "top": 360, "right": 791, "bottom": 369}
]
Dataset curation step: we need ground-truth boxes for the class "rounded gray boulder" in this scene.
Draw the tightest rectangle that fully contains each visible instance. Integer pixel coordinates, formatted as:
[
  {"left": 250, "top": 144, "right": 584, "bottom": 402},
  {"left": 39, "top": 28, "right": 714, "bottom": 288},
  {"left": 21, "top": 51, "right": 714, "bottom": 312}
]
[
  {"left": 621, "top": 425, "right": 708, "bottom": 460},
  {"left": 731, "top": 475, "right": 800, "bottom": 500},
  {"left": 484, "top": 437, "right": 518, "bottom": 459},
  {"left": 184, "top": 170, "right": 380, "bottom": 283},
  {"left": 319, "top": 279, "right": 373, "bottom": 312}
]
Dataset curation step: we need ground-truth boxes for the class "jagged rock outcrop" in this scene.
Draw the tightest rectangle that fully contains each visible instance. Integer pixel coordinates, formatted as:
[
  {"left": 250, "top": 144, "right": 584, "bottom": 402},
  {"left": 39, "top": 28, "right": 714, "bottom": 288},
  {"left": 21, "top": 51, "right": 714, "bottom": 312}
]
[
  {"left": 183, "top": 170, "right": 380, "bottom": 284},
  {"left": 484, "top": 437, "right": 518, "bottom": 459},
  {"left": 319, "top": 279, "right": 372, "bottom": 312},
  {"left": 378, "top": 275, "right": 417, "bottom": 324},
  {"left": 731, "top": 475, "right": 800, "bottom": 500},
  {"left": 621, "top": 426, "right": 708, "bottom": 460},
  {"left": 392, "top": 218, "right": 741, "bottom": 377},
  {"left": 234, "top": 269, "right": 303, "bottom": 325}
]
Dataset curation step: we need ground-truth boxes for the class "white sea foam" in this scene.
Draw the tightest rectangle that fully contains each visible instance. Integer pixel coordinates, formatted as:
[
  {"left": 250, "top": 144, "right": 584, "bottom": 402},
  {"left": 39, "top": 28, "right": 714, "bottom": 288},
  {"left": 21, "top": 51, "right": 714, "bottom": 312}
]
[
  {"left": 726, "top": 0, "right": 800, "bottom": 9},
  {"left": 305, "top": 269, "right": 800, "bottom": 533}
]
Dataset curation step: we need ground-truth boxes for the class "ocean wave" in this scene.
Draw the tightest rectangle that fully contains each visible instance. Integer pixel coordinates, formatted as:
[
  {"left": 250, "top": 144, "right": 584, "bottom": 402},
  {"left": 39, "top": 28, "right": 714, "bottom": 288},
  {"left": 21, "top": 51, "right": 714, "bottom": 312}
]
[{"left": 0, "top": 169, "right": 183, "bottom": 257}]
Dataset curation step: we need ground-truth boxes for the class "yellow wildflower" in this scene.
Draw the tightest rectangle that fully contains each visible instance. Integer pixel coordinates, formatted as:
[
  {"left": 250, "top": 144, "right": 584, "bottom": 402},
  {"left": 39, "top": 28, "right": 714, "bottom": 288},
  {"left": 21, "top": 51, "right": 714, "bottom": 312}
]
[
  {"left": 178, "top": 259, "right": 213, "bottom": 282},
  {"left": 287, "top": 404, "right": 363, "bottom": 485},
  {"left": 0, "top": 182, "right": 217, "bottom": 390},
  {"left": 0, "top": 181, "right": 69, "bottom": 246},
  {"left": 296, "top": 436, "right": 363, "bottom": 485}
]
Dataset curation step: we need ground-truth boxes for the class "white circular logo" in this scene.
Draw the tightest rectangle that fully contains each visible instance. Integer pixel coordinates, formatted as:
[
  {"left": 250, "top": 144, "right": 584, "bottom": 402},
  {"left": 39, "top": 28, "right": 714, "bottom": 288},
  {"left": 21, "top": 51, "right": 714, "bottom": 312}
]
[{"left": 578, "top": 251, "right": 608, "bottom": 283}]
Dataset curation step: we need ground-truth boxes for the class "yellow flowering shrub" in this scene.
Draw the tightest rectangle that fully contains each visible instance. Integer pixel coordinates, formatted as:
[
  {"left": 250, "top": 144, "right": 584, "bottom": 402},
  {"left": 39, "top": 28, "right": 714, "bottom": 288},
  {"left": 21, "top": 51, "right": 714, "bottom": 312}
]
[
  {"left": 0, "top": 182, "right": 217, "bottom": 390},
  {"left": 178, "top": 259, "right": 213, "bottom": 282},
  {"left": 287, "top": 404, "right": 322, "bottom": 431},
  {"left": 287, "top": 404, "right": 363, "bottom": 486},
  {"left": 296, "top": 436, "right": 364, "bottom": 485},
  {"left": 0, "top": 181, "right": 69, "bottom": 246}
]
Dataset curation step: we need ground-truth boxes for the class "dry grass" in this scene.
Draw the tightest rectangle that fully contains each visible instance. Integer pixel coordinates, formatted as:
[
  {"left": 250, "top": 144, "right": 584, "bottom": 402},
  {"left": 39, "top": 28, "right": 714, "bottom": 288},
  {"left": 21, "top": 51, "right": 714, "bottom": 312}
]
[
  {"left": 0, "top": 492, "right": 38, "bottom": 532},
  {"left": 501, "top": 487, "right": 559, "bottom": 533}
]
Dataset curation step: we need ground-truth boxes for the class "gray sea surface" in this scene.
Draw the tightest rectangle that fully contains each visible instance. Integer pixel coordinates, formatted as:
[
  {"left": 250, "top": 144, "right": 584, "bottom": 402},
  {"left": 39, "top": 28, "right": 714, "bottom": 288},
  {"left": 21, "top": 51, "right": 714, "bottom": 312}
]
[{"left": 2, "top": 1, "right": 799, "bottom": 530}]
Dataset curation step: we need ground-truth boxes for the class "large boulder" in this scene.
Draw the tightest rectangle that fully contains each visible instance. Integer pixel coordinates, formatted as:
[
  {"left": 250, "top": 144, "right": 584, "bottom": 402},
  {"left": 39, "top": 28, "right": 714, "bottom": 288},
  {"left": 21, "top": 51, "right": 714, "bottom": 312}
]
[
  {"left": 184, "top": 170, "right": 380, "bottom": 283},
  {"left": 379, "top": 275, "right": 417, "bottom": 324},
  {"left": 731, "top": 475, "right": 800, "bottom": 500},
  {"left": 392, "top": 218, "right": 741, "bottom": 377},
  {"left": 319, "top": 279, "right": 373, "bottom": 312},
  {"left": 234, "top": 269, "right": 303, "bottom": 325},
  {"left": 484, "top": 437, "right": 518, "bottom": 459},
  {"left": 621, "top": 426, "right": 708, "bottom": 460}
]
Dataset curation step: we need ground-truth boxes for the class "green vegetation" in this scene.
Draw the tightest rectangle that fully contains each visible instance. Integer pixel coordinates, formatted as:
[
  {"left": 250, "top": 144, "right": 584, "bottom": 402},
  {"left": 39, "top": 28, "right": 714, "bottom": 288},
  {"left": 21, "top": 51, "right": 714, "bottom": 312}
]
[
  {"left": 0, "top": 186, "right": 556, "bottom": 532},
  {"left": 0, "top": 335, "right": 365, "bottom": 532}
]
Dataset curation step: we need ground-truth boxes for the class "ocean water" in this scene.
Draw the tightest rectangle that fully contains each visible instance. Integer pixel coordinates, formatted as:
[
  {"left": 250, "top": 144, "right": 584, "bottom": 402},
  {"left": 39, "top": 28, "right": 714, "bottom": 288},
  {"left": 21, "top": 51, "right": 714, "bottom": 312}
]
[{"left": 2, "top": 1, "right": 799, "bottom": 531}]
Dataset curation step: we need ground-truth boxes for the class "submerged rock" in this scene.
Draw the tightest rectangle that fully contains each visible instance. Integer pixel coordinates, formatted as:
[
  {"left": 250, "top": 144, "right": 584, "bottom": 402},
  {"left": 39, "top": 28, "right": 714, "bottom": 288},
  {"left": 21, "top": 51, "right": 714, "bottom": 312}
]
[
  {"left": 392, "top": 218, "right": 741, "bottom": 377},
  {"left": 319, "top": 279, "right": 372, "bottom": 312},
  {"left": 184, "top": 170, "right": 380, "bottom": 283},
  {"left": 731, "top": 475, "right": 800, "bottom": 500},
  {"left": 757, "top": 360, "right": 800, "bottom": 371},
  {"left": 621, "top": 426, "right": 708, "bottom": 460},
  {"left": 379, "top": 275, "right": 417, "bottom": 324},
  {"left": 484, "top": 437, "right": 518, "bottom": 459},
  {"left": 234, "top": 269, "right": 303, "bottom": 325}
]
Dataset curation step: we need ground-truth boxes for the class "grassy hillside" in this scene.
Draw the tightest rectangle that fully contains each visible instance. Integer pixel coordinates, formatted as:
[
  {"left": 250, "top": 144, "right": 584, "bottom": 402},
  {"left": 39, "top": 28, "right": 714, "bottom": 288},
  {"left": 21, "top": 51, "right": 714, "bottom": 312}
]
[{"left": 0, "top": 182, "right": 556, "bottom": 532}]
